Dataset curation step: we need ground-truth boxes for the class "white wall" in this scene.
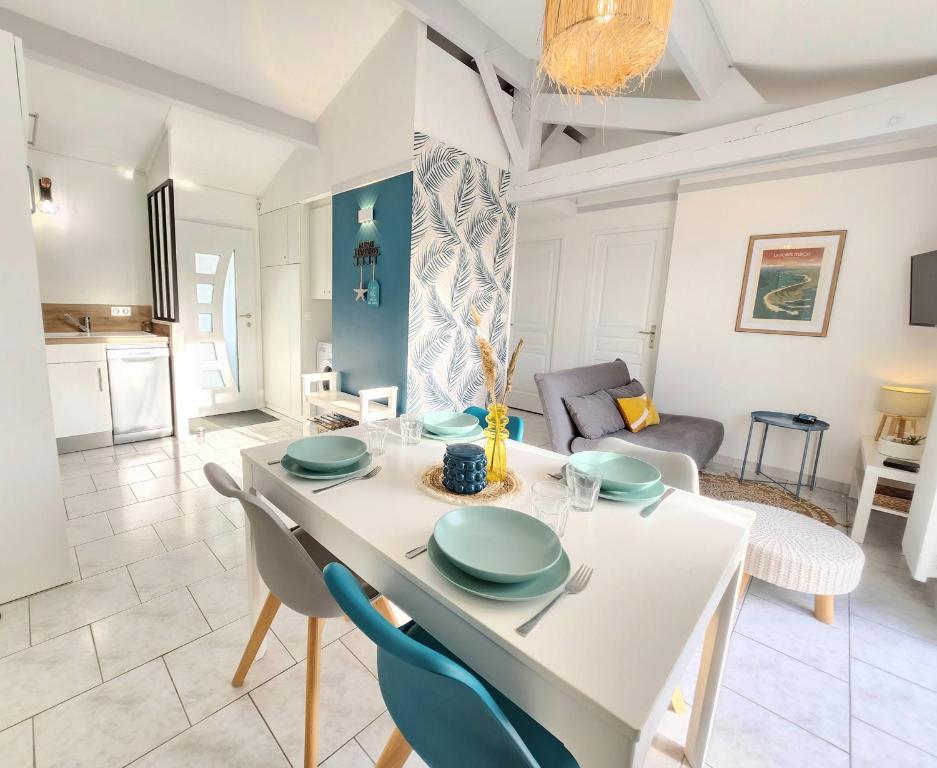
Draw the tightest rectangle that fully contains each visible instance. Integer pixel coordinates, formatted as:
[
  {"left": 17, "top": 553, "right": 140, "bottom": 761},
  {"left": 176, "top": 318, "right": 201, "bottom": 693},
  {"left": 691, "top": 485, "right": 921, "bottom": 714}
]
[
  {"left": 29, "top": 149, "right": 151, "bottom": 304},
  {"left": 516, "top": 200, "right": 677, "bottom": 374},
  {"left": 261, "top": 13, "right": 421, "bottom": 212},
  {"left": 655, "top": 158, "right": 937, "bottom": 484}
]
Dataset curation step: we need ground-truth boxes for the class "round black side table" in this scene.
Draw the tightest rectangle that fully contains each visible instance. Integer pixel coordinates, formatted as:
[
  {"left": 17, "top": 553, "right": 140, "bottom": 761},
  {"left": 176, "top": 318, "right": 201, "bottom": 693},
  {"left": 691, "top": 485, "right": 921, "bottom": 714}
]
[{"left": 739, "top": 411, "right": 830, "bottom": 499}]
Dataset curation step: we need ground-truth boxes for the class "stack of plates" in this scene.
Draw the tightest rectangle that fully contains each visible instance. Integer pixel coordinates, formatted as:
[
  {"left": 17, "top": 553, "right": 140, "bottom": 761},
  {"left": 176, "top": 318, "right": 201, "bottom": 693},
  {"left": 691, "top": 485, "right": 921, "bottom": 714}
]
[
  {"left": 568, "top": 451, "right": 666, "bottom": 503},
  {"left": 427, "top": 506, "right": 570, "bottom": 601},
  {"left": 422, "top": 411, "right": 484, "bottom": 442},
  {"left": 280, "top": 435, "right": 372, "bottom": 480}
]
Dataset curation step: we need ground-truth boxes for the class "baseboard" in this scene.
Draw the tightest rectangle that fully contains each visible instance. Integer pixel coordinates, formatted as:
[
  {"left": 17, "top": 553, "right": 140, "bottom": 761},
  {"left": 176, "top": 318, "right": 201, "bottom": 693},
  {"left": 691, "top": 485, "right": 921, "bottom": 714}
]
[
  {"left": 707, "top": 453, "right": 850, "bottom": 496},
  {"left": 57, "top": 431, "right": 112, "bottom": 454}
]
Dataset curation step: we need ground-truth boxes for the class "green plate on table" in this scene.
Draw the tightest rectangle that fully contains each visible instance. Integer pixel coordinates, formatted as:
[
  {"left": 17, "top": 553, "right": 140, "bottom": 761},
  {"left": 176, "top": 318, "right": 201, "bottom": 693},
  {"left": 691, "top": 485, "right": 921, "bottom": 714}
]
[
  {"left": 423, "top": 411, "right": 480, "bottom": 436},
  {"left": 598, "top": 479, "right": 667, "bottom": 503},
  {"left": 422, "top": 425, "right": 485, "bottom": 442},
  {"left": 434, "top": 506, "right": 562, "bottom": 583},
  {"left": 568, "top": 451, "right": 661, "bottom": 492},
  {"left": 427, "top": 536, "right": 571, "bottom": 601},
  {"left": 280, "top": 452, "right": 372, "bottom": 480},
  {"left": 286, "top": 435, "right": 367, "bottom": 472}
]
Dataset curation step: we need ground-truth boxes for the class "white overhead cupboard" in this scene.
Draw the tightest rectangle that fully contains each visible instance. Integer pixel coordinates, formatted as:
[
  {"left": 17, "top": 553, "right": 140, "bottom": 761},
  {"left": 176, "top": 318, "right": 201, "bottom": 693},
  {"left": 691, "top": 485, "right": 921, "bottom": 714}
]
[{"left": 259, "top": 201, "right": 332, "bottom": 420}]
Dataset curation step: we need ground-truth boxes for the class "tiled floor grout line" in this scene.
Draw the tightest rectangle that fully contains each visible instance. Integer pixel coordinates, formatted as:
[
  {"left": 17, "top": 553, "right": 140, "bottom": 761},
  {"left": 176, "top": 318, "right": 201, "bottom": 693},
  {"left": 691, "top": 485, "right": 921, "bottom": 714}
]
[
  {"left": 850, "top": 714, "right": 937, "bottom": 760},
  {"left": 246, "top": 693, "right": 294, "bottom": 766},
  {"left": 161, "top": 655, "right": 192, "bottom": 729},
  {"left": 732, "top": 625, "right": 849, "bottom": 683},
  {"left": 849, "top": 605, "right": 937, "bottom": 647},
  {"left": 87, "top": 619, "right": 106, "bottom": 684}
]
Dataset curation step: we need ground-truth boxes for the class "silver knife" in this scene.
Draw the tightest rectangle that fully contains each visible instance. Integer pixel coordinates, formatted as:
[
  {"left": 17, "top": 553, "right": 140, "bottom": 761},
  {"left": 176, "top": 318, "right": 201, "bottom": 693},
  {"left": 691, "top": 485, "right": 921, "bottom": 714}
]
[{"left": 641, "top": 487, "right": 675, "bottom": 518}]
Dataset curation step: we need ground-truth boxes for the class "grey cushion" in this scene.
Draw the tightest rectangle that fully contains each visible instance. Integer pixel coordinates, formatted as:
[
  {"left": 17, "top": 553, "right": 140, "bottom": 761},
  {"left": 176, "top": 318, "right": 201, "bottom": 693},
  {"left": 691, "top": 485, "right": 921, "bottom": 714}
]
[
  {"left": 571, "top": 414, "right": 725, "bottom": 469},
  {"left": 562, "top": 389, "right": 625, "bottom": 439},
  {"left": 606, "top": 380, "right": 646, "bottom": 401},
  {"left": 535, "top": 360, "right": 633, "bottom": 455}
]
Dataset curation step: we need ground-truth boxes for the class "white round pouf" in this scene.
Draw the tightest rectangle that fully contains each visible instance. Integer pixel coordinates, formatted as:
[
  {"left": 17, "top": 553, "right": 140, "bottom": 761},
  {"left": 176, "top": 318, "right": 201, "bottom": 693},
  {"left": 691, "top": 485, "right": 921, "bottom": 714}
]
[{"left": 731, "top": 501, "right": 865, "bottom": 624}]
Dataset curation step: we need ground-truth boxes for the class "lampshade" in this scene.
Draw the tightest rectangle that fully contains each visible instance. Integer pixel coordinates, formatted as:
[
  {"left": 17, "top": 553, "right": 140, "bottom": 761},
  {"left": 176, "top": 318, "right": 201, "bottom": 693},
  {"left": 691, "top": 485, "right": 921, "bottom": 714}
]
[
  {"left": 877, "top": 385, "right": 931, "bottom": 417},
  {"left": 540, "top": 0, "right": 675, "bottom": 96}
]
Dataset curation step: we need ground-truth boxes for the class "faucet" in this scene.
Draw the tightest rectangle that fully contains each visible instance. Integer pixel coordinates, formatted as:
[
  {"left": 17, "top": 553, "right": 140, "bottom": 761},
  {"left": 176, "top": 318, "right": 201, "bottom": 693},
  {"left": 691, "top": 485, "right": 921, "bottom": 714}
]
[{"left": 63, "top": 313, "right": 92, "bottom": 336}]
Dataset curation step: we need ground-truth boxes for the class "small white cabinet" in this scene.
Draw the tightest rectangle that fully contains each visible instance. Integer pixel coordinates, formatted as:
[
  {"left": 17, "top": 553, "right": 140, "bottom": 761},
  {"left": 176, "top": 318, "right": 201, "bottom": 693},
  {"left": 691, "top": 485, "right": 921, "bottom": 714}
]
[
  {"left": 308, "top": 202, "right": 332, "bottom": 299},
  {"left": 261, "top": 264, "right": 302, "bottom": 419},
  {"left": 259, "top": 204, "right": 305, "bottom": 267},
  {"left": 46, "top": 344, "right": 113, "bottom": 439}
]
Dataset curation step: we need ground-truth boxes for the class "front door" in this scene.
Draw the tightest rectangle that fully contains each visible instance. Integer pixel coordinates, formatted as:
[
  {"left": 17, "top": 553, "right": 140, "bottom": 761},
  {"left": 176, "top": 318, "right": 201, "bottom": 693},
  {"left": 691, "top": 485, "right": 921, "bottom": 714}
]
[
  {"left": 581, "top": 228, "right": 670, "bottom": 390},
  {"left": 176, "top": 220, "right": 260, "bottom": 416},
  {"left": 506, "top": 238, "right": 561, "bottom": 413}
]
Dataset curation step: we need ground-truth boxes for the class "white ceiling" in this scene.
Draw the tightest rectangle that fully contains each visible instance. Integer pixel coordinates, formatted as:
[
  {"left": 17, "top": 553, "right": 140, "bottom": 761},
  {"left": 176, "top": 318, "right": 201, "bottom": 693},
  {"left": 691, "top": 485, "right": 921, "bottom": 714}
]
[{"left": 1, "top": 0, "right": 402, "bottom": 122}]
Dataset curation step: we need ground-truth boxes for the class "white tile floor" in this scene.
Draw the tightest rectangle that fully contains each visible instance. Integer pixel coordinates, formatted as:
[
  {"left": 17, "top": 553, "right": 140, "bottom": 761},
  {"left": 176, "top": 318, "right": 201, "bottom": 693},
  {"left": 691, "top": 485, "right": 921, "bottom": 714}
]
[{"left": 1, "top": 411, "right": 935, "bottom": 767}]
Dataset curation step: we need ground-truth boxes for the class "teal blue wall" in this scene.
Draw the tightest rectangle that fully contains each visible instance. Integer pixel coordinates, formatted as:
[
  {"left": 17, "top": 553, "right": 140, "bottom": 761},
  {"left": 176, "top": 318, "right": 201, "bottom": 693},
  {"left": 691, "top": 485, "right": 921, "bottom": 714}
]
[{"left": 332, "top": 172, "right": 413, "bottom": 411}]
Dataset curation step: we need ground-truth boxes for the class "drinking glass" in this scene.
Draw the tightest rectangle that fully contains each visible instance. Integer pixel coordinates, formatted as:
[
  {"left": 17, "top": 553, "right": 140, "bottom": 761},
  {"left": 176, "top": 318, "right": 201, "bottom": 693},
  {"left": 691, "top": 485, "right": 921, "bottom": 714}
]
[
  {"left": 363, "top": 421, "right": 388, "bottom": 456},
  {"left": 531, "top": 480, "right": 571, "bottom": 537},
  {"left": 399, "top": 413, "right": 424, "bottom": 446},
  {"left": 565, "top": 463, "right": 601, "bottom": 512}
]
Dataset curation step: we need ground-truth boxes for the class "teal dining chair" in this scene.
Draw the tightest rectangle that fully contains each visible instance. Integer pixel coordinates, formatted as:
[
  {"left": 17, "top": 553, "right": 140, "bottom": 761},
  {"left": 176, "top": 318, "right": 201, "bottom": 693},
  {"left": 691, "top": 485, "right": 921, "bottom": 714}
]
[
  {"left": 464, "top": 406, "right": 526, "bottom": 442},
  {"left": 323, "top": 562, "right": 578, "bottom": 768}
]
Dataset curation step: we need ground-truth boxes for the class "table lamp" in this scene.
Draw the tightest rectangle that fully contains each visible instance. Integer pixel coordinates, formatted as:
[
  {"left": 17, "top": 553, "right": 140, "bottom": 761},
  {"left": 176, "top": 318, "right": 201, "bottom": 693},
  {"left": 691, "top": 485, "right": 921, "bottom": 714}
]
[{"left": 875, "top": 385, "right": 931, "bottom": 439}]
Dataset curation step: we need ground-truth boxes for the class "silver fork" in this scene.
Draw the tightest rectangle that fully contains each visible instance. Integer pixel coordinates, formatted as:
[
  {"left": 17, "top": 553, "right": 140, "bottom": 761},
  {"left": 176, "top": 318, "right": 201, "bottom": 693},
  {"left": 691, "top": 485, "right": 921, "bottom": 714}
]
[
  {"left": 515, "top": 565, "right": 593, "bottom": 637},
  {"left": 312, "top": 465, "right": 382, "bottom": 494}
]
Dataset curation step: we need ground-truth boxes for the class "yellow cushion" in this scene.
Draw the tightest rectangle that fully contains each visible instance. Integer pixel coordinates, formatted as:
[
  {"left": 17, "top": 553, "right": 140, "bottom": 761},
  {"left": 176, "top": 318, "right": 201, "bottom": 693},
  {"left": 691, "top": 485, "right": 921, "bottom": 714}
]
[{"left": 616, "top": 394, "right": 660, "bottom": 433}]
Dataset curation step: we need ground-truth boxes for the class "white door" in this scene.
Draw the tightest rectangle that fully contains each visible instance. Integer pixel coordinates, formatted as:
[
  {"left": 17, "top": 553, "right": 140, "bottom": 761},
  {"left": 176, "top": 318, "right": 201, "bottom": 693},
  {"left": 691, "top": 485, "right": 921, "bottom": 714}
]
[
  {"left": 581, "top": 228, "right": 670, "bottom": 389},
  {"left": 260, "top": 264, "right": 302, "bottom": 419},
  {"left": 176, "top": 220, "right": 260, "bottom": 416},
  {"left": 506, "top": 239, "right": 561, "bottom": 413}
]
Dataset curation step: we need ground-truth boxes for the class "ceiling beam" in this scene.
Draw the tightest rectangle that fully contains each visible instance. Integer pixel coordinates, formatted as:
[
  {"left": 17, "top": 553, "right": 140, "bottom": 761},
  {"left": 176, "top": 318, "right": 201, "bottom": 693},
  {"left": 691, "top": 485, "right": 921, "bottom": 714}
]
[
  {"left": 396, "top": 0, "right": 534, "bottom": 88},
  {"left": 510, "top": 74, "right": 937, "bottom": 203},
  {"left": 477, "top": 55, "right": 524, "bottom": 167},
  {"left": 0, "top": 8, "right": 318, "bottom": 148},
  {"left": 535, "top": 93, "right": 782, "bottom": 134}
]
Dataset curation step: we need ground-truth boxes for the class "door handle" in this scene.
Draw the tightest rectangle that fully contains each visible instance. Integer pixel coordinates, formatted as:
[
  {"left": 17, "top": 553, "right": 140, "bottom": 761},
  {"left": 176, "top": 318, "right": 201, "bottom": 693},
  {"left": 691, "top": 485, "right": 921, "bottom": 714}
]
[
  {"left": 97, "top": 367, "right": 104, "bottom": 392},
  {"left": 638, "top": 330, "right": 654, "bottom": 334},
  {"left": 238, "top": 313, "right": 253, "bottom": 319}
]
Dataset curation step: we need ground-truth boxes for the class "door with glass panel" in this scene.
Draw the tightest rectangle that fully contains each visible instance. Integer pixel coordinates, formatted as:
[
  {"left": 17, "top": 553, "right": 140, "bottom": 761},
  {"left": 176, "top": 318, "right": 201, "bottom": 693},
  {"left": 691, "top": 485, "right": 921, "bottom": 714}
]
[{"left": 176, "top": 220, "right": 260, "bottom": 416}]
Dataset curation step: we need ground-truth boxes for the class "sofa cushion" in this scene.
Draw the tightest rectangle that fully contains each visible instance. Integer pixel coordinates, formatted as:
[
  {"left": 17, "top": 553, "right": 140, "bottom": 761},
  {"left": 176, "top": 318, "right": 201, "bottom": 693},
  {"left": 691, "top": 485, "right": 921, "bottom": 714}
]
[
  {"left": 571, "top": 413, "right": 725, "bottom": 469},
  {"left": 562, "top": 389, "right": 625, "bottom": 439},
  {"left": 606, "top": 380, "right": 645, "bottom": 400},
  {"left": 615, "top": 393, "right": 661, "bottom": 433}
]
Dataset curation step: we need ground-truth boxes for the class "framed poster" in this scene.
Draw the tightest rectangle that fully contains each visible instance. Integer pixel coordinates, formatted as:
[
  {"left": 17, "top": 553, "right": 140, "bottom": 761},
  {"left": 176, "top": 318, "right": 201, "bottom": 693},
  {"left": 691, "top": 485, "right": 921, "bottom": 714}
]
[{"left": 735, "top": 230, "right": 846, "bottom": 337}]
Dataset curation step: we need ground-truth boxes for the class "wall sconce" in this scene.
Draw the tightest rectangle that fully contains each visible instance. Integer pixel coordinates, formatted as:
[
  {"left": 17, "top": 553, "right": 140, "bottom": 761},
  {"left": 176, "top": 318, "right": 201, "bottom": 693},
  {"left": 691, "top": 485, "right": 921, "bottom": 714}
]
[
  {"left": 37, "top": 176, "right": 58, "bottom": 214},
  {"left": 358, "top": 205, "right": 374, "bottom": 224}
]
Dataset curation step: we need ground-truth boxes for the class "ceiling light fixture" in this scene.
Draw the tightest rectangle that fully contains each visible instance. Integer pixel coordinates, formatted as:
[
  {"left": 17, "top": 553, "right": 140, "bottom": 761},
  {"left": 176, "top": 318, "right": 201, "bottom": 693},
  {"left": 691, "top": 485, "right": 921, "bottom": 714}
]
[
  {"left": 540, "top": 0, "right": 675, "bottom": 97},
  {"left": 37, "top": 176, "right": 58, "bottom": 214}
]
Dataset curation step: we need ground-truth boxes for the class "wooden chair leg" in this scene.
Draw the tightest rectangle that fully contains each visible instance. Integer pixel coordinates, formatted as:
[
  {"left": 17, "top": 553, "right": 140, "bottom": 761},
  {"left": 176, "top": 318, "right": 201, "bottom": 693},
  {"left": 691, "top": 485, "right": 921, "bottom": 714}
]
[
  {"left": 232, "top": 591, "right": 281, "bottom": 687},
  {"left": 373, "top": 596, "right": 397, "bottom": 625},
  {"left": 873, "top": 414, "right": 888, "bottom": 441},
  {"left": 304, "top": 617, "right": 324, "bottom": 768},
  {"left": 814, "top": 595, "right": 834, "bottom": 624},
  {"left": 738, "top": 572, "right": 752, "bottom": 600},
  {"left": 375, "top": 726, "right": 413, "bottom": 768}
]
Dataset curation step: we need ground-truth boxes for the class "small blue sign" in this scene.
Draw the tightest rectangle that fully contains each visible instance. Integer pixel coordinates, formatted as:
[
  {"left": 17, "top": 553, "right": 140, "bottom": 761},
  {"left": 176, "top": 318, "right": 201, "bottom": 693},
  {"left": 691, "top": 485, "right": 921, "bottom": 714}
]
[{"left": 366, "top": 279, "right": 381, "bottom": 307}]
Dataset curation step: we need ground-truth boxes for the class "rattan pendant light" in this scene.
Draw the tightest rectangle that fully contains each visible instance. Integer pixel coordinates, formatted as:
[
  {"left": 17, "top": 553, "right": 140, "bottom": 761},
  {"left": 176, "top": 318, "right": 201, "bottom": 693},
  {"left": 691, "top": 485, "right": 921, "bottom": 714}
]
[{"left": 540, "top": 0, "right": 675, "bottom": 96}]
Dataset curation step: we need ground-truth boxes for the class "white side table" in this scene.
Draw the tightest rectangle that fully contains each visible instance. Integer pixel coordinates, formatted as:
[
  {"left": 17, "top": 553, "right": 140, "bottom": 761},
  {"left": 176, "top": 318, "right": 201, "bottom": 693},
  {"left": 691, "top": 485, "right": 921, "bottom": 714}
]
[{"left": 850, "top": 436, "right": 918, "bottom": 543}]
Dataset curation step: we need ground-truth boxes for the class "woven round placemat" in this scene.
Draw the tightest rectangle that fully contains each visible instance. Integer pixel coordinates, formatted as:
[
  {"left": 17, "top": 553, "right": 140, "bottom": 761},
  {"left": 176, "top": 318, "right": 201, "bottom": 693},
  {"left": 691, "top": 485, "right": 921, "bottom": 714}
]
[
  {"left": 699, "top": 473, "right": 836, "bottom": 527},
  {"left": 419, "top": 465, "right": 522, "bottom": 505}
]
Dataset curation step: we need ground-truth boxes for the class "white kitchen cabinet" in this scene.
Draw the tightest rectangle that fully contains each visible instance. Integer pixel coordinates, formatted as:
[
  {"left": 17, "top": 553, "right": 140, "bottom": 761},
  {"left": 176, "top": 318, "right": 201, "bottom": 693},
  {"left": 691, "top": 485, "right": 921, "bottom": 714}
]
[
  {"left": 46, "top": 344, "right": 113, "bottom": 439},
  {"left": 287, "top": 204, "right": 303, "bottom": 265},
  {"left": 259, "top": 204, "right": 305, "bottom": 267},
  {"left": 261, "top": 263, "right": 302, "bottom": 419},
  {"left": 308, "top": 202, "right": 332, "bottom": 299}
]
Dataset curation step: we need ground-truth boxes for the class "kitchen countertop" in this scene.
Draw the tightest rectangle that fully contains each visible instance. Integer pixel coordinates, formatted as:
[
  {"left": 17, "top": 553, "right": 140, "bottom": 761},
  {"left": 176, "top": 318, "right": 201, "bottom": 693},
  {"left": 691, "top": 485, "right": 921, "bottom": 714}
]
[{"left": 44, "top": 331, "right": 168, "bottom": 345}]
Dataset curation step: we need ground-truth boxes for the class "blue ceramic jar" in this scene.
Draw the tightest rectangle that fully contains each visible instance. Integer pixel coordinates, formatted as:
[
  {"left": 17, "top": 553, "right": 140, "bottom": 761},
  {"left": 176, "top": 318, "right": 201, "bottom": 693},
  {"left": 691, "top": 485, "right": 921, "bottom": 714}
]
[{"left": 442, "top": 443, "right": 487, "bottom": 495}]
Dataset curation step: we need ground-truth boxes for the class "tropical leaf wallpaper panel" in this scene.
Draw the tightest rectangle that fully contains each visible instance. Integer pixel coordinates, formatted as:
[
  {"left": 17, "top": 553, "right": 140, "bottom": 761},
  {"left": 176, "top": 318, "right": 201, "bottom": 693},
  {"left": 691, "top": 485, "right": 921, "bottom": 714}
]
[{"left": 407, "top": 133, "right": 517, "bottom": 413}]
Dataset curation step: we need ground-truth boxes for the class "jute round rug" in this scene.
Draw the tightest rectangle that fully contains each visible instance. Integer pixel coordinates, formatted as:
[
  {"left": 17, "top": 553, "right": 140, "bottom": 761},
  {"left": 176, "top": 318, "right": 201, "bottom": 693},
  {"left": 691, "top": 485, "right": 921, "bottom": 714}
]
[{"left": 699, "top": 473, "right": 837, "bottom": 527}]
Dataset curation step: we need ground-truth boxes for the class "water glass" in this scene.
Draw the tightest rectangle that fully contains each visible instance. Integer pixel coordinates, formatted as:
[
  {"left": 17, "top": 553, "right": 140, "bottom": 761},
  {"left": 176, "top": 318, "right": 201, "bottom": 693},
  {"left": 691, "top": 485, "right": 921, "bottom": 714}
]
[
  {"left": 399, "top": 413, "right": 424, "bottom": 446},
  {"left": 531, "top": 480, "right": 571, "bottom": 537},
  {"left": 363, "top": 421, "right": 388, "bottom": 456},
  {"left": 565, "top": 463, "right": 601, "bottom": 512}
]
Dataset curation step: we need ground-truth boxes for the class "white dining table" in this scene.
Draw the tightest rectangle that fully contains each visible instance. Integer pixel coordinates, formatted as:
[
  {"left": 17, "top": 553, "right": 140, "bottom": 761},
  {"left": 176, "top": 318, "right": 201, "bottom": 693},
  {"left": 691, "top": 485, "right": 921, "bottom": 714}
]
[{"left": 241, "top": 428, "right": 754, "bottom": 768}]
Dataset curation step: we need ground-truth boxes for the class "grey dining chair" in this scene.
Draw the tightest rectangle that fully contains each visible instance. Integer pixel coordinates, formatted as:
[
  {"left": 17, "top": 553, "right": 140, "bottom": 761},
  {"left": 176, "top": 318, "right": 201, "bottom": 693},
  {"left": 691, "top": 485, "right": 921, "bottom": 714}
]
[{"left": 202, "top": 463, "right": 397, "bottom": 768}]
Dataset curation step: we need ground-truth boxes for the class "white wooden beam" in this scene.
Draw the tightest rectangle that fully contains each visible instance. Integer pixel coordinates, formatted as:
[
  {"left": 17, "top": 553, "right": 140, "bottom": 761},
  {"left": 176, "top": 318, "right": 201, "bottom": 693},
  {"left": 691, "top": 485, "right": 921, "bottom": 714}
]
[
  {"left": 510, "top": 74, "right": 937, "bottom": 203},
  {"left": 396, "top": 0, "right": 534, "bottom": 88},
  {"left": 477, "top": 56, "right": 524, "bottom": 167},
  {"left": 0, "top": 8, "right": 318, "bottom": 148},
  {"left": 535, "top": 93, "right": 781, "bottom": 133}
]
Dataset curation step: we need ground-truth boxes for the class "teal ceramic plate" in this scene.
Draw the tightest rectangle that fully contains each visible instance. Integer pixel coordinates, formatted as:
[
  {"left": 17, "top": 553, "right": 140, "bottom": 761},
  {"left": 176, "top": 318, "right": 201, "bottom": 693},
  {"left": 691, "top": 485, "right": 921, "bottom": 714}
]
[
  {"left": 423, "top": 411, "right": 480, "bottom": 436},
  {"left": 434, "top": 506, "right": 562, "bottom": 584},
  {"left": 286, "top": 435, "right": 367, "bottom": 471},
  {"left": 598, "top": 479, "right": 666, "bottom": 503},
  {"left": 422, "top": 425, "right": 485, "bottom": 442},
  {"left": 428, "top": 536, "right": 571, "bottom": 601},
  {"left": 280, "top": 452, "right": 373, "bottom": 480},
  {"left": 568, "top": 451, "right": 661, "bottom": 492}
]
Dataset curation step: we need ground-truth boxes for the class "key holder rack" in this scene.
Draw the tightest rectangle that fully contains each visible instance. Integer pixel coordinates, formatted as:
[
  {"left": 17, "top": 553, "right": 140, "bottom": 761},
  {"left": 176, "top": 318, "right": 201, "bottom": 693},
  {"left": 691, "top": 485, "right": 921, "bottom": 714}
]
[{"left": 353, "top": 240, "right": 380, "bottom": 267}]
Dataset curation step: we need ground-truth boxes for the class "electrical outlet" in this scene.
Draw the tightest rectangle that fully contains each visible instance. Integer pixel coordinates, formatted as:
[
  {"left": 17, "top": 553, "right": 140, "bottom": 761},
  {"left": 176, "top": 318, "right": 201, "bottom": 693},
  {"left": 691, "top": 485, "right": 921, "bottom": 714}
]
[{"left": 110, "top": 306, "right": 131, "bottom": 316}]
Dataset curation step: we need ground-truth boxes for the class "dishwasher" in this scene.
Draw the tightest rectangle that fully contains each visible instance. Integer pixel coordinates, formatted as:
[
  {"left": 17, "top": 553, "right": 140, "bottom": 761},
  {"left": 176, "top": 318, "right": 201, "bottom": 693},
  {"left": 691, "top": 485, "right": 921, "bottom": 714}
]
[{"left": 107, "top": 344, "right": 174, "bottom": 443}]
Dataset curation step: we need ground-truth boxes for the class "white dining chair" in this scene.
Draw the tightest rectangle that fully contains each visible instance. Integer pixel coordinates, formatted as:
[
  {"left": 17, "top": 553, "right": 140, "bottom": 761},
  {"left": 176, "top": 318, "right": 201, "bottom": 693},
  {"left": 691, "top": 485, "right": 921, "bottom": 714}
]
[{"left": 593, "top": 437, "right": 700, "bottom": 494}]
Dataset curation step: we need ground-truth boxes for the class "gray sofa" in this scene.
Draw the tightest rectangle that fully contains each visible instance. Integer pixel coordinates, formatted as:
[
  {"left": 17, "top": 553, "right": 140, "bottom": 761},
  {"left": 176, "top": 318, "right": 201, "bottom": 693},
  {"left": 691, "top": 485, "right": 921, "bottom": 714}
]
[{"left": 534, "top": 360, "right": 724, "bottom": 468}]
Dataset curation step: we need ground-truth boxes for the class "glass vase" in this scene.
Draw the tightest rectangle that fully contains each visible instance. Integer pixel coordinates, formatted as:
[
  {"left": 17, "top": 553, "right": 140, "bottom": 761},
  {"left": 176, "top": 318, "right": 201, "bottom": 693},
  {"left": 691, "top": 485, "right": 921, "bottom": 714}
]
[{"left": 484, "top": 403, "right": 509, "bottom": 483}]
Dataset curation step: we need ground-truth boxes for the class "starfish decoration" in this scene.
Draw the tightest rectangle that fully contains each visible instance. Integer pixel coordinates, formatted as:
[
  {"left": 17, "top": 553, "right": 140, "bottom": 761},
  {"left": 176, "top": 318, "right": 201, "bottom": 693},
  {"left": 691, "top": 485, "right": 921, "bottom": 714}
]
[{"left": 354, "top": 286, "right": 368, "bottom": 301}]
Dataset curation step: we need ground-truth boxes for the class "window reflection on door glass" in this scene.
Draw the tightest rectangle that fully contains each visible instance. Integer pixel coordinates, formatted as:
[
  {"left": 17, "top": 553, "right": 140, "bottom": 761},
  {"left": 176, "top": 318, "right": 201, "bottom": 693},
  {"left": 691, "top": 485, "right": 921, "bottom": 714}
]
[
  {"left": 200, "top": 342, "right": 217, "bottom": 361},
  {"left": 196, "top": 283, "right": 214, "bottom": 304},
  {"left": 195, "top": 253, "right": 220, "bottom": 275},
  {"left": 201, "top": 370, "right": 225, "bottom": 390},
  {"left": 198, "top": 313, "right": 213, "bottom": 333},
  {"left": 221, "top": 251, "right": 240, "bottom": 390}
]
